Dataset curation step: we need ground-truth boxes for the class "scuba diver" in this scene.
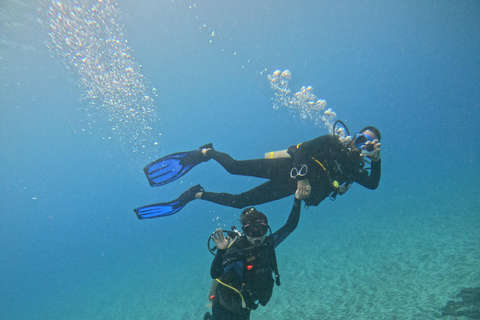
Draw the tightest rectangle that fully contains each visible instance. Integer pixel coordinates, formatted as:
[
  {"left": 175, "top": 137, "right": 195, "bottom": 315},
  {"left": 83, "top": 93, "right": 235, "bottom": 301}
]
[
  {"left": 204, "top": 195, "right": 304, "bottom": 320},
  {"left": 134, "top": 121, "right": 381, "bottom": 219}
]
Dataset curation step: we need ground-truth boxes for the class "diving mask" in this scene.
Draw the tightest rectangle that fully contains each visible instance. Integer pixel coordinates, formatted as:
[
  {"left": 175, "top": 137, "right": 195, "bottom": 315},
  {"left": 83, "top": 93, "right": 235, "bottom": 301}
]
[
  {"left": 354, "top": 133, "right": 375, "bottom": 156},
  {"left": 243, "top": 222, "right": 268, "bottom": 237}
]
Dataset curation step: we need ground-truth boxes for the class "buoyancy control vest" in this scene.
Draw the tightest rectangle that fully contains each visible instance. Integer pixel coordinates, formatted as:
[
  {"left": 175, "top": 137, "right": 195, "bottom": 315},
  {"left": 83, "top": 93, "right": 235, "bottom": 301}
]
[
  {"left": 291, "top": 136, "right": 367, "bottom": 206},
  {"left": 216, "top": 236, "right": 279, "bottom": 311}
]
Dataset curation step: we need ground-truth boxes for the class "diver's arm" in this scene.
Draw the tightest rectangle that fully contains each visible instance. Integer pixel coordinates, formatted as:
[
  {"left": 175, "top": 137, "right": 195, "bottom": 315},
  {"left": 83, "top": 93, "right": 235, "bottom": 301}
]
[
  {"left": 272, "top": 197, "right": 302, "bottom": 248},
  {"left": 210, "top": 249, "right": 226, "bottom": 279},
  {"left": 210, "top": 229, "right": 229, "bottom": 278},
  {"left": 356, "top": 139, "right": 381, "bottom": 189},
  {"left": 355, "top": 159, "right": 381, "bottom": 189}
]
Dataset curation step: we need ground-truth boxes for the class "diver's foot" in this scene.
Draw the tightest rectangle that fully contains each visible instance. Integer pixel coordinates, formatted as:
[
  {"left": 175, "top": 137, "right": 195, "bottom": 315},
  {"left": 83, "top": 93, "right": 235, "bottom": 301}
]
[
  {"left": 181, "top": 144, "right": 213, "bottom": 166},
  {"left": 199, "top": 143, "right": 214, "bottom": 160},
  {"left": 178, "top": 184, "right": 204, "bottom": 203}
]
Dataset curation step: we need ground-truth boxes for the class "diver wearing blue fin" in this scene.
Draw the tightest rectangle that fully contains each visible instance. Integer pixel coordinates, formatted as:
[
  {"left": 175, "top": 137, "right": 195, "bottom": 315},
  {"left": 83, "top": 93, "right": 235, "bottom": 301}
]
[
  {"left": 144, "top": 143, "right": 213, "bottom": 187},
  {"left": 134, "top": 122, "right": 381, "bottom": 220}
]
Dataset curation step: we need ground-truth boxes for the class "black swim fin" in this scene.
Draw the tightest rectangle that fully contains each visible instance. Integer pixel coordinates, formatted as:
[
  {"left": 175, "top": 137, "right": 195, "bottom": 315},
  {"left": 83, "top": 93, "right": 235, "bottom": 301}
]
[
  {"left": 144, "top": 144, "right": 213, "bottom": 187},
  {"left": 134, "top": 184, "right": 204, "bottom": 220}
]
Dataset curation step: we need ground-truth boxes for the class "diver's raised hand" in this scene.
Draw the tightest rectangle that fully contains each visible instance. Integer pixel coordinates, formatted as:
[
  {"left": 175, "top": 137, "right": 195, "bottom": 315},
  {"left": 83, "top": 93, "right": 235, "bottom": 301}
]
[
  {"left": 366, "top": 139, "right": 381, "bottom": 161},
  {"left": 295, "top": 179, "right": 311, "bottom": 200},
  {"left": 212, "top": 228, "right": 229, "bottom": 250}
]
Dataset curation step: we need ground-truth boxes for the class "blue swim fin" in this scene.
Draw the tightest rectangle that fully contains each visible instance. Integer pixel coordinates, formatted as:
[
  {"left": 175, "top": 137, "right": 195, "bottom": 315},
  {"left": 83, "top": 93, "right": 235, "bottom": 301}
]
[
  {"left": 134, "top": 184, "right": 204, "bottom": 220},
  {"left": 144, "top": 144, "right": 212, "bottom": 187},
  {"left": 134, "top": 198, "right": 185, "bottom": 219}
]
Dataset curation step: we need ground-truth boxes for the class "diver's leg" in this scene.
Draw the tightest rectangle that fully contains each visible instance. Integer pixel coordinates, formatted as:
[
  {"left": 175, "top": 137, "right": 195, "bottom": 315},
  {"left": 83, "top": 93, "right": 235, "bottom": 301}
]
[
  {"left": 211, "top": 298, "right": 249, "bottom": 320},
  {"left": 201, "top": 179, "right": 297, "bottom": 208},
  {"left": 212, "top": 151, "right": 292, "bottom": 179}
]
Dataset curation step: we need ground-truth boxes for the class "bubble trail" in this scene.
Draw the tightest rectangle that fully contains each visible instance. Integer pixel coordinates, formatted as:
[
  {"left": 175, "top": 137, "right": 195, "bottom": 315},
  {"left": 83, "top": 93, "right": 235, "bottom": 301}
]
[
  {"left": 268, "top": 69, "right": 336, "bottom": 133},
  {"left": 38, "top": 0, "right": 160, "bottom": 154}
]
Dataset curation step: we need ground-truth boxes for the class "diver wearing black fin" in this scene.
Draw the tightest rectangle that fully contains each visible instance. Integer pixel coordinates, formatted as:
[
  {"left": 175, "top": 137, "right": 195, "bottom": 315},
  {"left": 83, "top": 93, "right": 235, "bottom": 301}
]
[{"left": 204, "top": 194, "right": 304, "bottom": 320}]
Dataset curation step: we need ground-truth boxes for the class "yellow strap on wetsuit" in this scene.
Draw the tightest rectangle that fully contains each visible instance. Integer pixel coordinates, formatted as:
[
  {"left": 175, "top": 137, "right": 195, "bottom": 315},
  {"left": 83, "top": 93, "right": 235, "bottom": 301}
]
[
  {"left": 310, "top": 156, "right": 339, "bottom": 189},
  {"left": 215, "top": 279, "right": 247, "bottom": 309},
  {"left": 310, "top": 156, "right": 326, "bottom": 171}
]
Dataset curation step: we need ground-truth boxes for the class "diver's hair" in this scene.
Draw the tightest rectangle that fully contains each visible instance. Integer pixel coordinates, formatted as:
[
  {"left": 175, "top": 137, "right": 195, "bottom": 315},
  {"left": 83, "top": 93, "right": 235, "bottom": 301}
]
[
  {"left": 239, "top": 207, "right": 268, "bottom": 226},
  {"left": 360, "top": 126, "right": 381, "bottom": 141}
]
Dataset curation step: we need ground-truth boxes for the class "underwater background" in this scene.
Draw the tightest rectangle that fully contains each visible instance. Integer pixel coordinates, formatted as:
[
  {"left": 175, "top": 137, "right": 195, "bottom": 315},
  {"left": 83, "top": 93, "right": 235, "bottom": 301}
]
[{"left": 1, "top": 0, "right": 479, "bottom": 319}]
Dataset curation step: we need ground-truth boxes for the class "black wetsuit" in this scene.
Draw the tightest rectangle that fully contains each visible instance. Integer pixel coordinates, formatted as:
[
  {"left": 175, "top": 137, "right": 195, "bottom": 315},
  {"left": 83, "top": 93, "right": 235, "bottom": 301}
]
[
  {"left": 201, "top": 135, "right": 381, "bottom": 208},
  {"left": 208, "top": 198, "right": 302, "bottom": 320}
]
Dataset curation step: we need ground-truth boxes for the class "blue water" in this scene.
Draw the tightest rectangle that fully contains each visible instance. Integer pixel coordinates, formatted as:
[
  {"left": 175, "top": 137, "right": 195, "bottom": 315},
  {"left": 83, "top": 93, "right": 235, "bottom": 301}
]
[{"left": 1, "top": 1, "right": 479, "bottom": 319}]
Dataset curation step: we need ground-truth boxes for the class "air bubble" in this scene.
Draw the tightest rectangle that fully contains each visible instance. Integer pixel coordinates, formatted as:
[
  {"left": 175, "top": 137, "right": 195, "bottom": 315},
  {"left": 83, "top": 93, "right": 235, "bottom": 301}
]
[
  {"left": 267, "top": 70, "right": 336, "bottom": 133},
  {"left": 39, "top": 0, "right": 160, "bottom": 154}
]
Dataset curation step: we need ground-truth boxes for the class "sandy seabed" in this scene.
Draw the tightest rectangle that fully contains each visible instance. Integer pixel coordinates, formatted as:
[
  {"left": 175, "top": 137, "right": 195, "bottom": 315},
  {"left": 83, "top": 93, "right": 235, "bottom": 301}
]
[{"left": 7, "top": 197, "right": 480, "bottom": 320}]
